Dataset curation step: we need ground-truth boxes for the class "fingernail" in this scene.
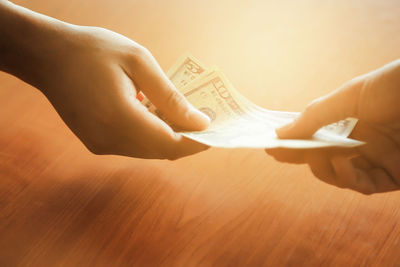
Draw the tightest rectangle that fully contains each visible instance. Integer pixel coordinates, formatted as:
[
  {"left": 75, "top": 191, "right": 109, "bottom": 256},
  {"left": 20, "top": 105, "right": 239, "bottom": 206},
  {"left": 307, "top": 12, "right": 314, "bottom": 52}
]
[{"left": 136, "top": 91, "right": 145, "bottom": 102}]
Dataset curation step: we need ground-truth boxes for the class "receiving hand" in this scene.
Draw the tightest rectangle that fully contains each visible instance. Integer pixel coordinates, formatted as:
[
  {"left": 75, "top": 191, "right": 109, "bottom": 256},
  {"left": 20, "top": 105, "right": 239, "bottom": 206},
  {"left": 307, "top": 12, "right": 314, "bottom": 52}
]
[{"left": 266, "top": 59, "right": 400, "bottom": 194}]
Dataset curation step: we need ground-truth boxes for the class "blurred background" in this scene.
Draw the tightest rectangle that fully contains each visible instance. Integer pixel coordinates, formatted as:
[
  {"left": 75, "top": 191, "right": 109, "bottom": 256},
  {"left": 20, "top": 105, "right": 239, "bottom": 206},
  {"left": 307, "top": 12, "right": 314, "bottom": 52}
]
[
  {"left": 16, "top": 0, "right": 400, "bottom": 111},
  {"left": 1, "top": 0, "right": 400, "bottom": 266}
]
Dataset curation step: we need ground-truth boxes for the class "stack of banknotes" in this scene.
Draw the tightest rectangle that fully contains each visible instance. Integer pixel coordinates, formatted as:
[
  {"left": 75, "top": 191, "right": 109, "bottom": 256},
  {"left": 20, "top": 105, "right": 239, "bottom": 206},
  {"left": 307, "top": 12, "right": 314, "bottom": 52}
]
[{"left": 142, "top": 54, "right": 363, "bottom": 149}]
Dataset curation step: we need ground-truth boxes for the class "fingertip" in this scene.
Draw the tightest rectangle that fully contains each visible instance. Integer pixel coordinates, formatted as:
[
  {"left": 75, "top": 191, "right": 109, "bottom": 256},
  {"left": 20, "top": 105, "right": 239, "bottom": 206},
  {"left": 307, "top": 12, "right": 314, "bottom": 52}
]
[
  {"left": 187, "top": 106, "right": 211, "bottom": 131},
  {"left": 276, "top": 113, "right": 318, "bottom": 139},
  {"left": 275, "top": 123, "right": 295, "bottom": 139}
]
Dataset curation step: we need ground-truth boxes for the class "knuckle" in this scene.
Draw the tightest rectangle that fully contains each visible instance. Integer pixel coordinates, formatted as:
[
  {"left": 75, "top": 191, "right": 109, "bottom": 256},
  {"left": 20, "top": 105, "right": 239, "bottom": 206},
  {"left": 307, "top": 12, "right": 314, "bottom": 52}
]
[
  {"left": 129, "top": 44, "right": 152, "bottom": 66},
  {"left": 135, "top": 44, "right": 150, "bottom": 56}
]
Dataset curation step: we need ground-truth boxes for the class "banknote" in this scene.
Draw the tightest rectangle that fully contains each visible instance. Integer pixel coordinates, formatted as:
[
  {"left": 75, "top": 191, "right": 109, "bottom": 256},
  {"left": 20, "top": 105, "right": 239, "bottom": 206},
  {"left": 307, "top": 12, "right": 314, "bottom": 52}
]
[
  {"left": 141, "top": 54, "right": 363, "bottom": 149},
  {"left": 141, "top": 53, "right": 207, "bottom": 116}
]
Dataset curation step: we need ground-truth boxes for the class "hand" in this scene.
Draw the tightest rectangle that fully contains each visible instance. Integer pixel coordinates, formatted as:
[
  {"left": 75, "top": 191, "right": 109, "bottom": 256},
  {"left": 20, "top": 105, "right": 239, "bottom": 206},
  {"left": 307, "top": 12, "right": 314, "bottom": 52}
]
[
  {"left": 266, "top": 59, "right": 400, "bottom": 194},
  {"left": 0, "top": 2, "right": 210, "bottom": 159}
]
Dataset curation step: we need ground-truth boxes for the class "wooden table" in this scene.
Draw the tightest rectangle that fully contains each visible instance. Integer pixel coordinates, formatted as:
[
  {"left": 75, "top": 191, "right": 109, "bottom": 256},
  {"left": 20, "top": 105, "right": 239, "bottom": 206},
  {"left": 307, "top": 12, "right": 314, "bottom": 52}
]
[{"left": 1, "top": 0, "right": 400, "bottom": 266}]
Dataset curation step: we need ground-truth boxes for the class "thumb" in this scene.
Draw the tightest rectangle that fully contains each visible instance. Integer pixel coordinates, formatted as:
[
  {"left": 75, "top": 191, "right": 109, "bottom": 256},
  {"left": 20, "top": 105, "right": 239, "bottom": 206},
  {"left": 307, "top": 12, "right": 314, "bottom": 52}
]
[
  {"left": 276, "top": 79, "right": 362, "bottom": 139},
  {"left": 126, "top": 47, "right": 210, "bottom": 131}
]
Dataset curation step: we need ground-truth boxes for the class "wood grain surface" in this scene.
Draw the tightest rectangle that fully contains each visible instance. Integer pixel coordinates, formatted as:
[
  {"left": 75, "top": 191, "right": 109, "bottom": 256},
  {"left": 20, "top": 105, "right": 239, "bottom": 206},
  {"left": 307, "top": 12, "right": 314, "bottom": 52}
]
[{"left": 1, "top": 0, "right": 400, "bottom": 266}]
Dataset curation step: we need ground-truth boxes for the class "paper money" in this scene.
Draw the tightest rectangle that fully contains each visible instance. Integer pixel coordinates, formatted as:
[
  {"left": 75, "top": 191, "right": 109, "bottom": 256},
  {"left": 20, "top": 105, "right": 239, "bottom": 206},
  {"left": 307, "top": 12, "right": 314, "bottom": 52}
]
[{"left": 141, "top": 54, "right": 363, "bottom": 149}]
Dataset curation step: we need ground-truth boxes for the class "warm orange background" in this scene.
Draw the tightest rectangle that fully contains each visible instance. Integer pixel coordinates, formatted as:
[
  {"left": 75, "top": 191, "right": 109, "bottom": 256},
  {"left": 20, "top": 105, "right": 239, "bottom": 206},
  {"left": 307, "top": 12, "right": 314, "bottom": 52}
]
[{"left": 1, "top": 0, "right": 400, "bottom": 266}]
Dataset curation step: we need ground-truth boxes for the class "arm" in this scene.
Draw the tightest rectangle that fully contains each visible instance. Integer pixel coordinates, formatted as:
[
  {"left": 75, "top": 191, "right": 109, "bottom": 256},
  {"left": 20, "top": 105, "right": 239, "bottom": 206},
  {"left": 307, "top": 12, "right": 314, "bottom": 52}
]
[
  {"left": 0, "top": 0, "right": 60, "bottom": 82},
  {"left": 0, "top": 1, "right": 210, "bottom": 159}
]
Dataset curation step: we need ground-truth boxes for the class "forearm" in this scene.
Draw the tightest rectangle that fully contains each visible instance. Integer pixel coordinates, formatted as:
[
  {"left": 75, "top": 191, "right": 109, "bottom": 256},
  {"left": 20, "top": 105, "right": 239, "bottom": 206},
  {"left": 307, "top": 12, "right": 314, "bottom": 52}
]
[{"left": 0, "top": 1, "right": 72, "bottom": 87}]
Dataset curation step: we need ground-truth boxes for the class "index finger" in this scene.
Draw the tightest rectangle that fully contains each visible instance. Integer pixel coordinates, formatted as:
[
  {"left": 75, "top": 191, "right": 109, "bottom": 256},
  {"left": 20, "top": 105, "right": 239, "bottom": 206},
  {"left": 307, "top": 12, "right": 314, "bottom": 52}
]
[{"left": 277, "top": 78, "right": 362, "bottom": 139}]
